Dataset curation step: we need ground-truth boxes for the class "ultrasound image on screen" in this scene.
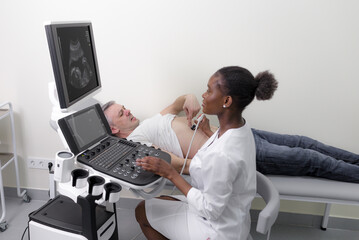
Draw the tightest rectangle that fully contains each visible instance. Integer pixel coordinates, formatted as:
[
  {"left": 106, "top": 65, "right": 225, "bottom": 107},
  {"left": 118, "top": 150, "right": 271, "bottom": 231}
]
[
  {"left": 67, "top": 108, "right": 107, "bottom": 149},
  {"left": 56, "top": 26, "right": 99, "bottom": 103}
]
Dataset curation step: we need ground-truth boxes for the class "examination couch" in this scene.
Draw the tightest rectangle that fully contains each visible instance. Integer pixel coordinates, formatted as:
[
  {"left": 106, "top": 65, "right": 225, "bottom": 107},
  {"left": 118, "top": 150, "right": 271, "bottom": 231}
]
[
  {"left": 169, "top": 173, "right": 359, "bottom": 233},
  {"left": 266, "top": 175, "right": 359, "bottom": 229}
]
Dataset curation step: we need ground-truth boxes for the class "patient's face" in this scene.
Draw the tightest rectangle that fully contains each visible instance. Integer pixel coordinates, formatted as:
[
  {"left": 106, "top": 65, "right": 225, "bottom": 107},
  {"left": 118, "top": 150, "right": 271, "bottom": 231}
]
[{"left": 106, "top": 103, "right": 140, "bottom": 133}]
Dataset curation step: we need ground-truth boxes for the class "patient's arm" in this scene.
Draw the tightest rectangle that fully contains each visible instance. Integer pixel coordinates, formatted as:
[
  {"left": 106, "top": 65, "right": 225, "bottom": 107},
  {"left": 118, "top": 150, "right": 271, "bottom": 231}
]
[{"left": 160, "top": 94, "right": 200, "bottom": 126}]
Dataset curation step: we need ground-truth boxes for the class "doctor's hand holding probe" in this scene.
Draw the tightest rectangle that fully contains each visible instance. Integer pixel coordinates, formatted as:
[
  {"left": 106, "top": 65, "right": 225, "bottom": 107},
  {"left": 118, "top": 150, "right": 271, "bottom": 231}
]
[{"left": 135, "top": 66, "right": 278, "bottom": 240}]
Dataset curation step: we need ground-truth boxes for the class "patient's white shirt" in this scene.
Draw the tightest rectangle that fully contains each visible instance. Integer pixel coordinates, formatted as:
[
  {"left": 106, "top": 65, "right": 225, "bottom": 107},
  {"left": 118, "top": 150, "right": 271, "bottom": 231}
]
[{"left": 127, "top": 113, "right": 183, "bottom": 157}]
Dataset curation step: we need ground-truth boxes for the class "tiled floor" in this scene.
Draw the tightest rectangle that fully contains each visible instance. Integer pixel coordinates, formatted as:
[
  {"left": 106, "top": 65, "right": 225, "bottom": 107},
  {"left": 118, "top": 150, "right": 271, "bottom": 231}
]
[{"left": 1, "top": 196, "right": 359, "bottom": 240}]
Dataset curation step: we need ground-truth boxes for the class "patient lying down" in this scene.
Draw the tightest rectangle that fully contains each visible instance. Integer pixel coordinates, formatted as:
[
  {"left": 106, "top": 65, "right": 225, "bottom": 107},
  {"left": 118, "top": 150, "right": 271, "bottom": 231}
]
[
  {"left": 102, "top": 94, "right": 207, "bottom": 174},
  {"left": 103, "top": 94, "right": 359, "bottom": 183}
]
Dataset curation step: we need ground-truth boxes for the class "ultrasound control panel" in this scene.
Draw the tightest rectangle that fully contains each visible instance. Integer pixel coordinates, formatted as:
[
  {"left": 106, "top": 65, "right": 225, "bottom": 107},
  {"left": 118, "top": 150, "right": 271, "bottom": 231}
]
[
  {"left": 58, "top": 104, "right": 171, "bottom": 187},
  {"left": 77, "top": 137, "right": 171, "bottom": 186}
]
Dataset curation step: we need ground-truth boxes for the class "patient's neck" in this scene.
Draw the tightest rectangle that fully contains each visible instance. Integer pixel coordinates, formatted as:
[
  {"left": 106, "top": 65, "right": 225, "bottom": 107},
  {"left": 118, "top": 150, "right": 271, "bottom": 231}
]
[{"left": 115, "top": 131, "right": 132, "bottom": 139}]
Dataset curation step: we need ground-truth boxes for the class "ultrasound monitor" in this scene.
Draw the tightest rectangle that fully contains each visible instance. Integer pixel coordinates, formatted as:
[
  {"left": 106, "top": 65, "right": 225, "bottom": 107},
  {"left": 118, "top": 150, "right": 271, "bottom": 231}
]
[{"left": 45, "top": 21, "right": 101, "bottom": 110}]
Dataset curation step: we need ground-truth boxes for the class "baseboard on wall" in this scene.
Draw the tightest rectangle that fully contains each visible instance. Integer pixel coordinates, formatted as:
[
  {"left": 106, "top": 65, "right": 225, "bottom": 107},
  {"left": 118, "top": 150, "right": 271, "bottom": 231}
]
[
  {"left": 5, "top": 187, "right": 358, "bottom": 232},
  {"left": 4, "top": 186, "right": 50, "bottom": 201}
]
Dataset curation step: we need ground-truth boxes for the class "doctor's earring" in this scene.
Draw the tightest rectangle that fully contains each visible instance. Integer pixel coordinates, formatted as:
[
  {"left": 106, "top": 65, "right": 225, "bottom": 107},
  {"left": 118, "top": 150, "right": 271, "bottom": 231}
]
[{"left": 223, "top": 105, "right": 226, "bottom": 108}]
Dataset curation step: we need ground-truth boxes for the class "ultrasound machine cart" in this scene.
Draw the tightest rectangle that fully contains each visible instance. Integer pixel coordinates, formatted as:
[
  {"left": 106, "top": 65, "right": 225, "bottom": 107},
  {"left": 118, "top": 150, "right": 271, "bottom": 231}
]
[{"left": 28, "top": 21, "right": 171, "bottom": 240}]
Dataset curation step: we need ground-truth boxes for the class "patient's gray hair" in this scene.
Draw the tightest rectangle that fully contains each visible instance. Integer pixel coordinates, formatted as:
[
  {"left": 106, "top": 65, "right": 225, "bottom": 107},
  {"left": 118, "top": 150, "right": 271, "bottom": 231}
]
[{"left": 102, "top": 101, "right": 116, "bottom": 125}]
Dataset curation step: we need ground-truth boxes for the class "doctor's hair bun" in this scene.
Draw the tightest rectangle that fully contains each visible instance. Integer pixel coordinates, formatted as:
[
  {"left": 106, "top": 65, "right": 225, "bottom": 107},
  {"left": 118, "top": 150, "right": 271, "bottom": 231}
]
[{"left": 254, "top": 71, "right": 278, "bottom": 101}]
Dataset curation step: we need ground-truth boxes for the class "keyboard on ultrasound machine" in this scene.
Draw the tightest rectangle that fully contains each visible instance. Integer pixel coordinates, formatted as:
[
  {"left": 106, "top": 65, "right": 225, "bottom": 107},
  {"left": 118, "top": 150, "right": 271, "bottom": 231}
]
[{"left": 77, "top": 137, "right": 171, "bottom": 186}]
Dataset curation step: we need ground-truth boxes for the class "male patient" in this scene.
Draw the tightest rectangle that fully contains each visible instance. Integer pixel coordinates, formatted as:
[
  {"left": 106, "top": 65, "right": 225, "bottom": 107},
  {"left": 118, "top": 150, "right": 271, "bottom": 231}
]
[
  {"left": 102, "top": 94, "right": 359, "bottom": 183},
  {"left": 102, "top": 94, "right": 206, "bottom": 174}
]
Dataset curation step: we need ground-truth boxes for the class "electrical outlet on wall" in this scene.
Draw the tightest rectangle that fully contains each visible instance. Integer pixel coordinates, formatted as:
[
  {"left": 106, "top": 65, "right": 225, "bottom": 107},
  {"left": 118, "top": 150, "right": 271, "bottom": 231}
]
[{"left": 27, "top": 157, "right": 54, "bottom": 170}]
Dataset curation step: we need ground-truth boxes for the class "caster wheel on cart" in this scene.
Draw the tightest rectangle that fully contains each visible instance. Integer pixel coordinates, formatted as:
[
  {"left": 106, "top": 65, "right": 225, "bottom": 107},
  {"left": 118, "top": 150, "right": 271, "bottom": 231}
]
[
  {"left": 23, "top": 193, "right": 31, "bottom": 203},
  {"left": 0, "top": 221, "right": 8, "bottom": 232}
]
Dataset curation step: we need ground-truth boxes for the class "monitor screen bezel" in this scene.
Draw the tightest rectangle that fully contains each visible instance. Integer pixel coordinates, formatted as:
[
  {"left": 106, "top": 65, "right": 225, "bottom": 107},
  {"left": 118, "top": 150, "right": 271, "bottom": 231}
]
[
  {"left": 58, "top": 103, "right": 111, "bottom": 155},
  {"left": 45, "top": 21, "right": 102, "bottom": 109}
]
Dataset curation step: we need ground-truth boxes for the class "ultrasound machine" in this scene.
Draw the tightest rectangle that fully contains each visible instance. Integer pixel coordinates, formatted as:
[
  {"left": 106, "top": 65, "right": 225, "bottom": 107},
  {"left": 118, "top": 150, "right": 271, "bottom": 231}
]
[{"left": 28, "top": 21, "right": 170, "bottom": 240}]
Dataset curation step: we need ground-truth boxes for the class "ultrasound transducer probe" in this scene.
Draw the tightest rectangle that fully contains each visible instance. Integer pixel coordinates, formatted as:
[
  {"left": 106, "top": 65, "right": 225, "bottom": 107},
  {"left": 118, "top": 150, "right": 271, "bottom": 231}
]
[{"left": 191, "top": 114, "right": 205, "bottom": 130}]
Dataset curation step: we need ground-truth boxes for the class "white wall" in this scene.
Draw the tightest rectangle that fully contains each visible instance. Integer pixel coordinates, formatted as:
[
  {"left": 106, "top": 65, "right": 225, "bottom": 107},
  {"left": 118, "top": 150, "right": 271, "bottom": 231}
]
[{"left": 0, "top": 0, "right": 358, "bottom": 218}]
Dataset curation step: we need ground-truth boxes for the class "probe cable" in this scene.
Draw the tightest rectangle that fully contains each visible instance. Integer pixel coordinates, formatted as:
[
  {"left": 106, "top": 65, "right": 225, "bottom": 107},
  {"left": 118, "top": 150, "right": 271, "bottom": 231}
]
[{"left": 171, "top": 114, "right": 204, "bottom": 194}]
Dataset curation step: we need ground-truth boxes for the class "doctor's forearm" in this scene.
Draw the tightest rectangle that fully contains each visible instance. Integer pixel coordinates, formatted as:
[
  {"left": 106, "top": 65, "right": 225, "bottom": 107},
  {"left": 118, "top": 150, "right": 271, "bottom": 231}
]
[{"left": 168, "top": 171, "right": 192, "bottom": 196}]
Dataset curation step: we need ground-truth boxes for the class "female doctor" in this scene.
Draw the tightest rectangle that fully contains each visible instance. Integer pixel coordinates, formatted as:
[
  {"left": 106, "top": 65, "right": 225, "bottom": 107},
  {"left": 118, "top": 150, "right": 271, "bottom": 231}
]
[{"left": 135, "top": 66, "right": 278, "bottom": 240}]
